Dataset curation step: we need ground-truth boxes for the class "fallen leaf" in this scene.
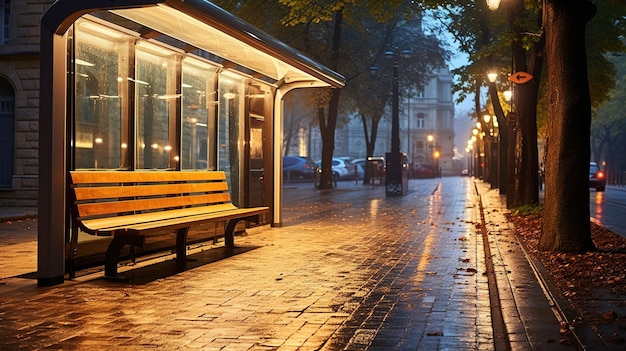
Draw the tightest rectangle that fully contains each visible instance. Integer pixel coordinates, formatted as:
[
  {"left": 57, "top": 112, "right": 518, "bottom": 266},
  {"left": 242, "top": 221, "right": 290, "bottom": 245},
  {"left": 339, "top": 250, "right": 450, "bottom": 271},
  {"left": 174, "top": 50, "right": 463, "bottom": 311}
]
[{"left": 603, "top": 310, "right": 618, "bottom": 321}]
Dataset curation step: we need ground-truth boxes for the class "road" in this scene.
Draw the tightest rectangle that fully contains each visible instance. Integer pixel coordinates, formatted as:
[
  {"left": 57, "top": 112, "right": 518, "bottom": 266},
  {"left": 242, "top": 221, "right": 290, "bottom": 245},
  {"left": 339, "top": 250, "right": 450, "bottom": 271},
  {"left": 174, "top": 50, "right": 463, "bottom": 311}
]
[{"left": 589, "top": 186, "right": 626, "bottom": 237}]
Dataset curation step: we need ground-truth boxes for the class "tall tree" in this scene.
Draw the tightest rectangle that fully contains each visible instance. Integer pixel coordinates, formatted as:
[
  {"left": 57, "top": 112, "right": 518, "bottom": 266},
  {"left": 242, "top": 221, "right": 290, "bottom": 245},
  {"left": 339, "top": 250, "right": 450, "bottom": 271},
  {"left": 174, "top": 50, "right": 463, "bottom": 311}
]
[{"left": 539, "top": 0, "right": 597, "bottom": 252}]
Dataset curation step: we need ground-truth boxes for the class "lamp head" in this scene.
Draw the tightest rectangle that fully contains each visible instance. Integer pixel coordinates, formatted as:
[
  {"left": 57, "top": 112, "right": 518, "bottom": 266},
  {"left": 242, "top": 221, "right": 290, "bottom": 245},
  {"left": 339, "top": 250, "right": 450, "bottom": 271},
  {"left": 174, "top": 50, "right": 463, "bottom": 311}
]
[{"left": 486, "top": 0, "right": 501, "bottom": 10}]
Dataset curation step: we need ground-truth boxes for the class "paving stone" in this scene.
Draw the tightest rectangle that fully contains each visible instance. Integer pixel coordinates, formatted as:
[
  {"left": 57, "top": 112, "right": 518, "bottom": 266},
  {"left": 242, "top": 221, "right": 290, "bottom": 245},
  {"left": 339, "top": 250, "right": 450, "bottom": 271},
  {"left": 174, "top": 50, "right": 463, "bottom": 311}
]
[{"left": 0, "top": 178, "right": 577, "bottom": 350}]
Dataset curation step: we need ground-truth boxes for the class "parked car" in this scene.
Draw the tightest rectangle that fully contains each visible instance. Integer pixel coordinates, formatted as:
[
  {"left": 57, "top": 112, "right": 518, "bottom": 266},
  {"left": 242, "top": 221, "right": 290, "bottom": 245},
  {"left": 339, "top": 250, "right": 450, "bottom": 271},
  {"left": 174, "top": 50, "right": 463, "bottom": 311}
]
[
  {"left": 283, "top": 156, "right": 316, "bottom": 181},
  {"left": 589, "top": 162, "right": 606, "bottom": 192},
  {"left": 414, "top": 164, "right": 436, "bottom": 178},
  {"left": 316, "top": 158, "right": 354, "bottom": 180}
]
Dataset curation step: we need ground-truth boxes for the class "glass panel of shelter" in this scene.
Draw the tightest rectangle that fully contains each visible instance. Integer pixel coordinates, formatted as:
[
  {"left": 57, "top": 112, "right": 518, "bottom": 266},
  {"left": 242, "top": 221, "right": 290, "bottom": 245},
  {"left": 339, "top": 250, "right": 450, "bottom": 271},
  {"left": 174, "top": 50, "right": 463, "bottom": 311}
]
[
  {"left": 71, "top": 16, "right": 254, "bottom": 179},
  {"left": 74, "top": 18, "right": 129, "bottom": 170}
]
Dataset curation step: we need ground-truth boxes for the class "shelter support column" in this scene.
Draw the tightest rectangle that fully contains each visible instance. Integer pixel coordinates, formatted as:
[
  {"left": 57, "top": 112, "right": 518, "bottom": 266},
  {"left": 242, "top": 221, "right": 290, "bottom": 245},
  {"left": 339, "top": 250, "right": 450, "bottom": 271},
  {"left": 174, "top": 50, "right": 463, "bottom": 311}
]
[{"left": 38, "top": 25, "right": 68, "bottom": 286}]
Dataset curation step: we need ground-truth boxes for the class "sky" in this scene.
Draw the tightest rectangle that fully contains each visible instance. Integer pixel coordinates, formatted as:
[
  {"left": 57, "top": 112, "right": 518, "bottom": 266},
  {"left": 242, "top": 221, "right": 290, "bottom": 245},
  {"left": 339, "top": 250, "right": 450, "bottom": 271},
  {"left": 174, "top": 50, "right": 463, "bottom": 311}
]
[{"left": 423, "top": 12, "right": 477, "bottom": 159}]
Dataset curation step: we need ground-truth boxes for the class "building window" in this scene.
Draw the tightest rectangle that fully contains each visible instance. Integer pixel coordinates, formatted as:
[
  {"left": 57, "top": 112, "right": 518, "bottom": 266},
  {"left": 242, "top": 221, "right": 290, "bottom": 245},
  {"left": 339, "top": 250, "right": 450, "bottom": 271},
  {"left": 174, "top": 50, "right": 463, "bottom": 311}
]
[
  {"left": 0, "top": 77, "right": 14, "bottom": 187},
  {"left": 416, "top": 113, "right": 425, "bottom": 129},
  {"left": 0, "top": 0, "right": 9, "bottom": 45},
  {"left": 417, "top": 88, "right": 425, "bottom": 99}
]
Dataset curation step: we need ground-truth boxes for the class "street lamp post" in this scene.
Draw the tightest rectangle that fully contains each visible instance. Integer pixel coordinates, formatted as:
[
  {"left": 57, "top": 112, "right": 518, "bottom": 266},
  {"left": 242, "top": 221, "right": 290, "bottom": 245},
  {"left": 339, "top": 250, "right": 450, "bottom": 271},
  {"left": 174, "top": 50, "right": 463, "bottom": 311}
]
[
  {"left": 472, "top": 128, "right": 482, "bottom": 179},
  {"left": 370, "top": 50, "right": 411, "bottom": 196},
  {"left": 484, "top": 114, "right": 499, "bottom": 188},
  {"left": 427, "top": 134, "right": 434, "bottom": 168}
]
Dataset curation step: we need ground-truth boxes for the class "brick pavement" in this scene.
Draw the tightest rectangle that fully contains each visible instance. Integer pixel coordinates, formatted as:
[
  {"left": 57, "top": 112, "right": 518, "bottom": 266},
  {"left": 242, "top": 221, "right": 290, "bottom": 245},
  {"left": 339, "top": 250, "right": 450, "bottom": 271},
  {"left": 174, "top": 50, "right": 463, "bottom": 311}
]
[{"left": 0, "top": 178, "right": 577, "bottom": 350}]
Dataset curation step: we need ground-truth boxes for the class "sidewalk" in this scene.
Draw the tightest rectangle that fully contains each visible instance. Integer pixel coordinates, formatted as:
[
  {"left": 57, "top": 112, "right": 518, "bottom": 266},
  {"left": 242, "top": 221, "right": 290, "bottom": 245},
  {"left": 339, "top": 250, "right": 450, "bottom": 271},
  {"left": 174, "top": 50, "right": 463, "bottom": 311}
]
[{"left": 0, "top": 178, "right": 610, "bottom": 350}]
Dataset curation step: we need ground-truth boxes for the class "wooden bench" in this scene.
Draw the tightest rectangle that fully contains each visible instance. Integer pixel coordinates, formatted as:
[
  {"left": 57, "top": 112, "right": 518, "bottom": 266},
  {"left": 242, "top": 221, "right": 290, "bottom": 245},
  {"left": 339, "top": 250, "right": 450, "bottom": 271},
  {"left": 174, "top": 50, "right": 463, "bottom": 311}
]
[{"left": 70, "top": 170, "right": 269, "bottom": 278}]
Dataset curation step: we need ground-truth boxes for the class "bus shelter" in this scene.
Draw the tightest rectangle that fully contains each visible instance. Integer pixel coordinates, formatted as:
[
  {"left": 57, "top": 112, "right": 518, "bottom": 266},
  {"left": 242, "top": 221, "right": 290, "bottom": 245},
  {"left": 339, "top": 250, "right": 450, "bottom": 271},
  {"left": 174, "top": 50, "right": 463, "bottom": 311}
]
[{"left": 39, "top": 0, "right": 344, "bottom": 286}]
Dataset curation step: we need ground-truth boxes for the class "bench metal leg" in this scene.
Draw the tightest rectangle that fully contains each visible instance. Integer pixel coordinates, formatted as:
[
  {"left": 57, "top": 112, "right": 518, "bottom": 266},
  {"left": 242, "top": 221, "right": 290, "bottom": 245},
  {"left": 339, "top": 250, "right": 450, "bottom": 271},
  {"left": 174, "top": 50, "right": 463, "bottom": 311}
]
[
  {"left": 175, "top": 227, "right": 189, "bottom": 260},
  {"left": 224, "top": 215, "right": 261, "bottom": 248},
  {"left": 224, "top": 220, "right": 240, "bottom": 248},
  {"left": 104, "top": 235, "right": 145, "bottom": 278}
]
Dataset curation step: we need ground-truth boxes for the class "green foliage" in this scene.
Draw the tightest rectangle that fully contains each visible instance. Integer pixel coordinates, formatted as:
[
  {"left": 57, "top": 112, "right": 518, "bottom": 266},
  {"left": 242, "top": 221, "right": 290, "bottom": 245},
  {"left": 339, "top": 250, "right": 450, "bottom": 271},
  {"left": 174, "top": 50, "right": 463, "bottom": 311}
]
[
  {"left": 510, "top": 204, "right": 543, "bottom": 217},
  {"left": 278, "top": 0, "right": 409, "bottom": 26},
  {"left": 422, "top": 0, "right": 625, "bottom": 119},
  {"left": 587, "top": 0, "right": 626, "bottom": 109},
  {"left": 591, "top": 48, "right": 626, "bottom": 172}
]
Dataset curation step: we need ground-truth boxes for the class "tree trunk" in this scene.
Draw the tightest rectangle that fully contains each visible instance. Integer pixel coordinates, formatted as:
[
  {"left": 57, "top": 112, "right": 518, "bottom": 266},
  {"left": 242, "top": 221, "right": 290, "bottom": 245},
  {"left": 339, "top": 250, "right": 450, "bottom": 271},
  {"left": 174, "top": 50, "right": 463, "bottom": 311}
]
[
  {"left": 317, "top": 10, "right": 343, "bottom": 190},
  {"left": 486, "top": 81, "right": 508, "bottom": 195},
  {"left": 540, "top": 0, "right": 596, "bottom": 252},
  {"left": 360, "top": 113, "right": 381, "bottom": 185},
  {"left": 509, "top": 0, "right": 541, "bottom": 207},
  {"left": 317, "top": 89, "right": 341, "bottom": 189},
  {"left": 514, "top": 76, "right": 540, "bottom": 207}
]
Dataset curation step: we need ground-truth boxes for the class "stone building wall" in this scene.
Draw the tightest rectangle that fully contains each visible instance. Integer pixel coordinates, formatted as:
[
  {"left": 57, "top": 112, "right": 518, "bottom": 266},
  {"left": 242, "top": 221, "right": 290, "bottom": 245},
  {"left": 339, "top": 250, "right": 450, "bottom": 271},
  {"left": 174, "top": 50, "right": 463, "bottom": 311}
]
[{"left": 0, "top": 1, "right": 50, "bottom": 207}]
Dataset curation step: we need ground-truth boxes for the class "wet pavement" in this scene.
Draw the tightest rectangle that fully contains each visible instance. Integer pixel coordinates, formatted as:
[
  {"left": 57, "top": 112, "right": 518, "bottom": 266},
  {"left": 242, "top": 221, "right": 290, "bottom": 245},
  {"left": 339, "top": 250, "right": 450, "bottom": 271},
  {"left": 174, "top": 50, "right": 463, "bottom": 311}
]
[{"left": 0, "top": 177, "right": 618, "bottom": 350}]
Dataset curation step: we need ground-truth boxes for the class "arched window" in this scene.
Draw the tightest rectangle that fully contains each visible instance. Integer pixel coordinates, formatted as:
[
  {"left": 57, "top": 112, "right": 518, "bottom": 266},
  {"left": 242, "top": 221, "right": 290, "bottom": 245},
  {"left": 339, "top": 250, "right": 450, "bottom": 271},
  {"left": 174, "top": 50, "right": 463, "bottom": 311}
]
[{"left": 0, "top": 77, "right": 15, "bottom": 187}]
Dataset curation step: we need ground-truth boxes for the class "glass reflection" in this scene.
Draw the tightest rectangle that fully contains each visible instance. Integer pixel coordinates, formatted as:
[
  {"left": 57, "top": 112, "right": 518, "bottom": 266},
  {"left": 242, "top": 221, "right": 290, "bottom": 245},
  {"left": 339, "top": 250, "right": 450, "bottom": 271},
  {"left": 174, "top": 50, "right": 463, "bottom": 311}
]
[
  {"left": 181, "top": 57, "right": 217, "bottom": 170},
  {"left": 594, "top": 191, "right": 604, "bottom": 224},
  {"left": 218, "top": 73, "right": 244, "bottom": 206},
  {"left": 74, "top": 18, "right": 128, "bottom": 169},
  {"left": 135, "top": 43, "right": 180, "bottom": 169}
]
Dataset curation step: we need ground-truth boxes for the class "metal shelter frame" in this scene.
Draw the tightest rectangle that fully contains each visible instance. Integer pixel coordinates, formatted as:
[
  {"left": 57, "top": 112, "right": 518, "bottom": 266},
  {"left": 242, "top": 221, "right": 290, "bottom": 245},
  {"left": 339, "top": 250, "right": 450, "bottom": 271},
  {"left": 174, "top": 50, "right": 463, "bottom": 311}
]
[{"left": 38, "top": 0, "right": 344, "bottom": 286}]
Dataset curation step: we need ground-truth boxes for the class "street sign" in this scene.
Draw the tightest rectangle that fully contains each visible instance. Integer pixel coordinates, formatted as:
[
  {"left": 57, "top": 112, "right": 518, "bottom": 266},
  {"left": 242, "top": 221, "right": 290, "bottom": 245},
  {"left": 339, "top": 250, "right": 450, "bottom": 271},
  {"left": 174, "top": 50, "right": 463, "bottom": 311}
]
[{"left": 509, "top": 71, "right": 533, "bottom": 84}]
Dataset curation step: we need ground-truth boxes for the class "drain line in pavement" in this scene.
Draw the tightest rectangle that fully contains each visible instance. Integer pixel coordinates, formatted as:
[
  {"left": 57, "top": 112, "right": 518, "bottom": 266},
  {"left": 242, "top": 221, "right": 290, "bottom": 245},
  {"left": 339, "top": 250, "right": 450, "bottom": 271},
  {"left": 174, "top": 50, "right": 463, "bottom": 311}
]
[
  {"left": 475, "top": 184, "right": 511, "bottom": 351},
  {"left": 513, "top": 229, "right": 586, "bottom": 350}
]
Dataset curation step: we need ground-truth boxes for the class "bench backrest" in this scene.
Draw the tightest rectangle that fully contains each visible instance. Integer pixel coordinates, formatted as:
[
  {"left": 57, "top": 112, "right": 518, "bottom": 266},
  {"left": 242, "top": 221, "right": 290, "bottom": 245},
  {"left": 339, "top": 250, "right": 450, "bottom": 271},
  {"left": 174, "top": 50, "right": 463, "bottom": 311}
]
[{"left": 71, "top": 171, "right": 234, "bottom": 221}]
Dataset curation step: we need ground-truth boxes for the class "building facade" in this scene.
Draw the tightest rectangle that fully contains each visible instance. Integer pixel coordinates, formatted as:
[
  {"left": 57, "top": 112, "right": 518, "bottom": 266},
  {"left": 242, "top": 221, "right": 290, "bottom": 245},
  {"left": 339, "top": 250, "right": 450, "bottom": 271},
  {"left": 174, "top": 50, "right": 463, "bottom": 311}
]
[{"left": 0, "top": 0, "right": 45, "bottom": 207}]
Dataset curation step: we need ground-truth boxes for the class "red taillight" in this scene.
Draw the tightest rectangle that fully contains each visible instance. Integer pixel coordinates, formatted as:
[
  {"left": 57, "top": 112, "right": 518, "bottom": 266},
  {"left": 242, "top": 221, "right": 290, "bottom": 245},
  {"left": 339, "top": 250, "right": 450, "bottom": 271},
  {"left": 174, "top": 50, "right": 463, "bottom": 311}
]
[{"left": 596, "top": 171, "right": 604, "bottom": 179}]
